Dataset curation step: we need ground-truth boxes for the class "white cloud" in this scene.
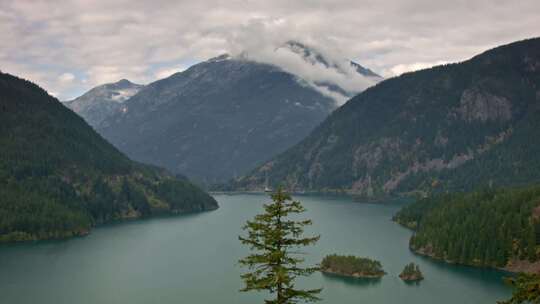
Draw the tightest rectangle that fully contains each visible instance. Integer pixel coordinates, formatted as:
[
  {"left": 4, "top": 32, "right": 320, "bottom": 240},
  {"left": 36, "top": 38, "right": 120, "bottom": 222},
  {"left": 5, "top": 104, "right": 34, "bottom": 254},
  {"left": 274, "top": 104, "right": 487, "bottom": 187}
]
[
  {"left": 154, "top": 66, "right": 187, "bottom": 79},
  {"left": 233, "top": 38, "right": 380, "bottom": 103},
  {"left": 386, "top": 61, "right": 449, "bottom": 77},
  {"left": 58, "top": 72, "right": 75, "bottom": 83},
  {"left": 0, "top": 0, "right": 538, "bottom": 100}
]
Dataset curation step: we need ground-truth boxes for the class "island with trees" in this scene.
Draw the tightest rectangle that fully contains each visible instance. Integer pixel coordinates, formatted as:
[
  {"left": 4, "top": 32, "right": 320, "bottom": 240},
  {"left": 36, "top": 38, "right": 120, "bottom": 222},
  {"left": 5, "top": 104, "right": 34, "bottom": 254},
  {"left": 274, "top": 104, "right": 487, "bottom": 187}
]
[
  {"left": 399, "top": 263, "right": 424, "bottom": 282},
  {"left": 320, "top": 254, "right": 386, "bottom": 279}
]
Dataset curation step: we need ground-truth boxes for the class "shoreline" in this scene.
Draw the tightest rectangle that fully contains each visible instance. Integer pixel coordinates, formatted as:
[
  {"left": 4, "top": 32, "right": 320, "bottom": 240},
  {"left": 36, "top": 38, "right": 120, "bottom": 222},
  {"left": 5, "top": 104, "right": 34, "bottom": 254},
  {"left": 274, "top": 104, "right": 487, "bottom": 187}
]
[
  {"left": 0, "top": 205, "right": 219, "bottom": 244},
  {"left": 209, "top": 190, "right": 412, "bottom": 204},
  {"left": 410, "top": 245, "right": 535, "bottom": 274},
  {"left": 321, "top": 268, "right": 385, "bottom": 279}
]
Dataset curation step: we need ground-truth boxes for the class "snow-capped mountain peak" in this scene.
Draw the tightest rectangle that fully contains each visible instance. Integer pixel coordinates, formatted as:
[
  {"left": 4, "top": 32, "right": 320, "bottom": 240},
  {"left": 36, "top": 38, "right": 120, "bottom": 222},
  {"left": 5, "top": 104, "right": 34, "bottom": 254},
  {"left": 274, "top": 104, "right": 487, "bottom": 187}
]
[{"left": 64, "top": 79, "right": 144, "bottom": 128}]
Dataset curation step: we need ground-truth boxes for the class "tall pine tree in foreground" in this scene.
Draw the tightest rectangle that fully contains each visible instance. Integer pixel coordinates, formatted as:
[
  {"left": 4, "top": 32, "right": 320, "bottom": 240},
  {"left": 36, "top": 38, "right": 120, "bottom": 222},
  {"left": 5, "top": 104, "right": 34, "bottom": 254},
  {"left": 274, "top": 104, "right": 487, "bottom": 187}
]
[{"left": 239, "top": 188, "right": 321, "bottom": 303}]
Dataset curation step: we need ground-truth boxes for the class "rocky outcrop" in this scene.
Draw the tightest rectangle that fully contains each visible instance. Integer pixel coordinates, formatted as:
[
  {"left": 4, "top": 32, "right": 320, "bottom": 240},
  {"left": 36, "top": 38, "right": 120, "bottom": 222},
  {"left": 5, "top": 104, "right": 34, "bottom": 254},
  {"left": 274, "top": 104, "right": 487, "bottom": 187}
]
[
  {"left": 382, "top": 129, "right": 511, "bottom": 192},
  {"left": 456, "top": 88, "right": 512, "bottom": 122}
]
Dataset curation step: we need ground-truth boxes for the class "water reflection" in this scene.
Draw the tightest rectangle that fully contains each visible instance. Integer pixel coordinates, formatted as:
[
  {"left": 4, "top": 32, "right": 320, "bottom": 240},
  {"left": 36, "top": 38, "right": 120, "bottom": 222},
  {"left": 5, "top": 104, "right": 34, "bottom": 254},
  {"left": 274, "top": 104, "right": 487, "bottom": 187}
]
[{"left": 321, "top": 272, "right": 383, "bottom": 287}]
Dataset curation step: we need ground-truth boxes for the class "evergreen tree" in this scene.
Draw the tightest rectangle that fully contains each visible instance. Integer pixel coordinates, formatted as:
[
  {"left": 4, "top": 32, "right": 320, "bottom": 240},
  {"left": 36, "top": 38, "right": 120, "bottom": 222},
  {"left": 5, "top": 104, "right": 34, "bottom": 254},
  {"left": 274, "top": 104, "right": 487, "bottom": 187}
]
[
  {"left": 0, "top": 71, "right": 218, "bottom": 242},
  {"left": 239, "top": 188, "right": 321, "bottom": 304},
  {"left": 394, "top": 184, "right": 540, "bottom": 268},
  {"left": 499, "top": 273, "right": 540, "bottom": 304}
]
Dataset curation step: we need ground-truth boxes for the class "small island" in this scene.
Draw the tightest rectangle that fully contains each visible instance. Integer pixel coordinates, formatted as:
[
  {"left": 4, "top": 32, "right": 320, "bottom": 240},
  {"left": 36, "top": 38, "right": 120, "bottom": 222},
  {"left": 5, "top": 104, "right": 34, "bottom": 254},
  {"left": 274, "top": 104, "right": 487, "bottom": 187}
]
[
  {"left": 320, "top": 254, "right": 386, "bottom": 279},
  {"left": 399, "top": 262, "right": 424, "bottom": 282}
]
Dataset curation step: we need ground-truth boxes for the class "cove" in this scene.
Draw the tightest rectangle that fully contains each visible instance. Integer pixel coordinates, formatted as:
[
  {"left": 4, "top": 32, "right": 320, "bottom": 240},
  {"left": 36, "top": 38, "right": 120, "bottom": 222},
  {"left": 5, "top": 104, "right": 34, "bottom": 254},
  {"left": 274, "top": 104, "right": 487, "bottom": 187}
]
[{"left": 0, "top": 194, "right": 511, "bottom": 304}]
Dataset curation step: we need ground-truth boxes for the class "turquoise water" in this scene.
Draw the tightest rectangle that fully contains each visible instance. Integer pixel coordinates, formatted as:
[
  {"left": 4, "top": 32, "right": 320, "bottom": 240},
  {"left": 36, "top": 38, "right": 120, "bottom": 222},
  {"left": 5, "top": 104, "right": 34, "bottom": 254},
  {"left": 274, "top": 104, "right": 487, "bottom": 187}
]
[{"left": 0, "top": 194, "right": 511, "bottom": 303}]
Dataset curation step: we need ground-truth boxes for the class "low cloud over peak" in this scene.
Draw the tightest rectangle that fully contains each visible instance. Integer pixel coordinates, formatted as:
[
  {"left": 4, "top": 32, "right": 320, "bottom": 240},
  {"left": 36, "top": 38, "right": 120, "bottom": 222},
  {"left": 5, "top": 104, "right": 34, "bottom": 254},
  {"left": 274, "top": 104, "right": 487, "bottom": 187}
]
[{"left": 229, "top": 38, "right": 382, "bottom": 104}]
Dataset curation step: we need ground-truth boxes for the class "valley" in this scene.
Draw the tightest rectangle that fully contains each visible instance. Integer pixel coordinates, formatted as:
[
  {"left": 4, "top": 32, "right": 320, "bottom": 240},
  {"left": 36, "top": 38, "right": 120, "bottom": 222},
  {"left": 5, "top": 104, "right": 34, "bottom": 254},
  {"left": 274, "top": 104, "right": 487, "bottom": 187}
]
[{"left": 1, "top": 3, "right": 540, "bottom": 302}]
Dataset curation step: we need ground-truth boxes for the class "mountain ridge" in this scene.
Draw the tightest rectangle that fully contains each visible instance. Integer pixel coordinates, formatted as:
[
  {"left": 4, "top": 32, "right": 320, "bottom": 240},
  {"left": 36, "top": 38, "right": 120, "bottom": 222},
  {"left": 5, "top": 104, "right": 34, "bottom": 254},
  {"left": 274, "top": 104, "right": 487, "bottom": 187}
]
[
  {"left": 230, "top": 37, "right": 540, "bottom": 197},
  {"left": 284, "top": 40, "right": 381, "bottom": 79}
]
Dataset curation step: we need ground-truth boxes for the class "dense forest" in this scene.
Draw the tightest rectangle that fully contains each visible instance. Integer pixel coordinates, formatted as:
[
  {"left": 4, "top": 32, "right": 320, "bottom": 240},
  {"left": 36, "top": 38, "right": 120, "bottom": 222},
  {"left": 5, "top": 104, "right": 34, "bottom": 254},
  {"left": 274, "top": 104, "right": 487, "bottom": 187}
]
[
  {"left": 393, "top": 184, "right": 540, "bottom": 268},
  {"left": 320, "top": 254, "right": 385, "bottom": 277},
  {"left": 232, "top": 38, "right": 540, "bottom": 197},
  {"left": 0, "top": 72, "right": 217, "bottom": 242}
]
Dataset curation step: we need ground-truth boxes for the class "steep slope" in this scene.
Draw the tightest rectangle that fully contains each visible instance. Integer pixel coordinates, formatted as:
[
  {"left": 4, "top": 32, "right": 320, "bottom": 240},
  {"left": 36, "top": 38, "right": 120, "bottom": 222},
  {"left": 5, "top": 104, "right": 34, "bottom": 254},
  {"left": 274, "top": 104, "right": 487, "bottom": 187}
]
[
  {"left": 233, "top": 38, "right": 540, "bottom": 196},
  {"left": 65, "top": 79, "right": 143, "bottom": 129},
  {"left": 97, "top": 55, "right": 337, "bottom": 184},
  {"left": 0, "top": 72, "right": 217, "bottom": 242}
]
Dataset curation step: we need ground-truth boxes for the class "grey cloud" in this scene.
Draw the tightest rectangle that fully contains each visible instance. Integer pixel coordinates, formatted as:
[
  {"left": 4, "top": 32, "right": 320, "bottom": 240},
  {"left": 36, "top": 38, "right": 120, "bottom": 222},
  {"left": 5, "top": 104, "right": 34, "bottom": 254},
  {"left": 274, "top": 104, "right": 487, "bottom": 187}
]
[{"left": 0, "top": 0, "right": 539, "bottom": 100}]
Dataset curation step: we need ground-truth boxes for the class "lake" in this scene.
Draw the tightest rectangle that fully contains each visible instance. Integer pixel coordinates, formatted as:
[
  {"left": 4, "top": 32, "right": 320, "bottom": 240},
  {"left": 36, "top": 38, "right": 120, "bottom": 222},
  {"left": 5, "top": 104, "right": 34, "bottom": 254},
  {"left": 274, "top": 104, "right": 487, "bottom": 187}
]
[{"left": 0, "top": 194, "right": 511, "bottom": 303}]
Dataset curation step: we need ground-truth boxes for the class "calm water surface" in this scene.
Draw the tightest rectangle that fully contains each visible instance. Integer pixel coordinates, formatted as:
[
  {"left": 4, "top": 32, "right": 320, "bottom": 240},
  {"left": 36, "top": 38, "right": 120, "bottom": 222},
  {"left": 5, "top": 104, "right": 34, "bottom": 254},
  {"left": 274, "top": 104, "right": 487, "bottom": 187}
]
[{"left": 0, "top": 194, "right": 511, "bottom": 303}]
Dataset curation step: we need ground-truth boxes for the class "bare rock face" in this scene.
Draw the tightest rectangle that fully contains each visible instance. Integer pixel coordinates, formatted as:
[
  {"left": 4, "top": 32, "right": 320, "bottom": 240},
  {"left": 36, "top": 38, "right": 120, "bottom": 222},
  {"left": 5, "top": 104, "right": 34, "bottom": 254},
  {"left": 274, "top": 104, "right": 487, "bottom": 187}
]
[
  {"left": 353, "top": 137, "right": 401, "bottom": 173},
  {"left": 457, "top": 88, "right": 512, "bottom": 122},
  {"left": 351, "top": 175, "right": 374, "bottom": 197}
]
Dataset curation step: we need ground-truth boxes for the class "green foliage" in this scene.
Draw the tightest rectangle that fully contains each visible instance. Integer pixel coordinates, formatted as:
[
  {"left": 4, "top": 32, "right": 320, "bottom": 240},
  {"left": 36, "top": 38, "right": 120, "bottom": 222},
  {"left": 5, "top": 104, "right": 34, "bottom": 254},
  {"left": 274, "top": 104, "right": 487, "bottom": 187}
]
[
  {"left": 399, "top": 263, "right": 423, "bottom": 281},
  {"left": 234, "top": 38, "right": 540, "bottom": 197},
  {"left": 394, "top": 184, "right": 540, "bottom": 268},
  {"left": 0, "top": 72, "right": 217, "bottom": 242},
  {"left": 499, "top": 273, "right": 540, "bottom": 304},
  {"left": 320, "top": 254, "right": 385, "bottom": 277},
  {"left": 0, "top": 179, "right": 91, "bottom": 242},
  {"left": 239, "top": 188, "right": 321, "bottom": 304}
]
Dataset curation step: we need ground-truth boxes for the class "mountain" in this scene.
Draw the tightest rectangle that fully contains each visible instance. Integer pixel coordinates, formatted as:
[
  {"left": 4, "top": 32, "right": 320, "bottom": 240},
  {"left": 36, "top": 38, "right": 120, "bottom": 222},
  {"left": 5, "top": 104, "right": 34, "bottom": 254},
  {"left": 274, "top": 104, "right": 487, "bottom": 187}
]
[
  {"left": 232, "top": 38, "right": 540, "bottom": 196},
  {"left": 279, "top": 41, "right": 382, "bottom": 99},
  {"left": 65, "top": 79, "right": 143, "bottom": 129},
  {"left": 0, "top": 72, "right": 217, "bottom": 242},
  {"left": 96, "top": 55, "right": 338, "bottom": 184},
  {"left": 284, "top": 41, "right": 381, "bottom": 79}
]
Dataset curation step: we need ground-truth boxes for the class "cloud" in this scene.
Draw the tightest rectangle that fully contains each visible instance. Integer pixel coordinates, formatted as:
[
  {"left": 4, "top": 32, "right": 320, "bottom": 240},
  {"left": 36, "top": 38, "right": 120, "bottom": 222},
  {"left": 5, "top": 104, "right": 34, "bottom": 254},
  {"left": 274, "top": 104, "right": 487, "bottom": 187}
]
[
  {"left": 58, "top": 72, "right": 75, "bottom": 83},
  {"left": 387, "top": 61, "right": 449, "bottom": 77},
  {"left": 219, "top": 20, "right": 381, "bottom": 103},
  {"left": 154, "top": 66, "right": 187, "bottom": 79},
  {"left": 0, "top": 0, "right": 539, "bottom": 100}
]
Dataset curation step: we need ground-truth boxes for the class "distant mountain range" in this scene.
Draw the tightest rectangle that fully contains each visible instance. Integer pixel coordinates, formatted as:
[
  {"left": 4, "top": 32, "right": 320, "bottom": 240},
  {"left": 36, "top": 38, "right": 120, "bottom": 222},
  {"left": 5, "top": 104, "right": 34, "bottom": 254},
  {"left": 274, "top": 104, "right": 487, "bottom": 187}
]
[
  {"left": 69, "top": 43, "right": 381, "bottom": 184},
  {"left": 231, "top": 38, "right": 540, "bottom": 197},
  {"left": 65, "top": 79, "right": 144, "bottom": 129},
  {"left": 0, "top": 72, "right": 217, "bottom": 242}
]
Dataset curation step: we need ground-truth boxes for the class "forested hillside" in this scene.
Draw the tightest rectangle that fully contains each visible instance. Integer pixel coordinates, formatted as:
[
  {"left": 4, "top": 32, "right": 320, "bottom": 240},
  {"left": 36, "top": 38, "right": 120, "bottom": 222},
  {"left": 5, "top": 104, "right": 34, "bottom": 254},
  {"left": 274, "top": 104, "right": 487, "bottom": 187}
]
[
  {"left": 232, "top": 38, "right": 540, "bottom": 197},
  {"left": 393, "top": 184, "right": 540, "bottom": 271},
  {"left": 0, "top": 72, "right": 217, "bottom": 242}
]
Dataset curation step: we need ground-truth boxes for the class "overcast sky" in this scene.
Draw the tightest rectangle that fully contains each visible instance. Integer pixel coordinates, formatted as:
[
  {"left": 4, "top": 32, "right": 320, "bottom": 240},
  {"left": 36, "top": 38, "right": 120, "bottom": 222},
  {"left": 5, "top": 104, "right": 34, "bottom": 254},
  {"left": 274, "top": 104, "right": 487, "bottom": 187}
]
[{"left": 1, "top": 0, "right": 539, "bottom": 100}]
